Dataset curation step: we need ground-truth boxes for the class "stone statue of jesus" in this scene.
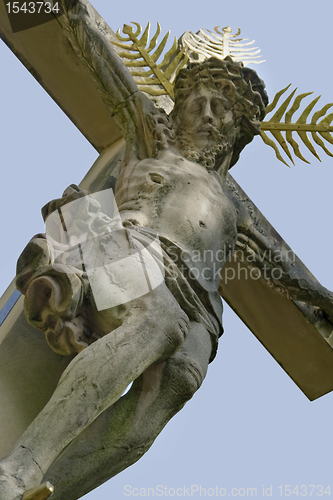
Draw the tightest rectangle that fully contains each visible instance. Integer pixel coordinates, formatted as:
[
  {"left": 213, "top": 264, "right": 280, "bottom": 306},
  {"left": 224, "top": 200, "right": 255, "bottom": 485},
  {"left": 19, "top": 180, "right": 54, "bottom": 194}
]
[{"left": 1, "top": 2, "right": 333, "bottom": 499}]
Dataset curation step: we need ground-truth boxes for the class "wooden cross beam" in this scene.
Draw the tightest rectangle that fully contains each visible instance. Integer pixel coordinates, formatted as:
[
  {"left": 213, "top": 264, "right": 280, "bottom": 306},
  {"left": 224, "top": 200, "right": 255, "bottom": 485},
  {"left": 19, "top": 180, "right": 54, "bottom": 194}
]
[{"left": 1, "top": 0, "right": 333, "bottom": 468}]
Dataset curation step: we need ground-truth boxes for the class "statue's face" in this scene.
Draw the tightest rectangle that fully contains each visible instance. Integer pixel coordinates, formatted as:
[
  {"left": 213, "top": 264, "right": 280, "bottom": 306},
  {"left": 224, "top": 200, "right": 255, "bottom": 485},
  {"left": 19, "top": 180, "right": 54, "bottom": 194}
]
[{"left": 181, "top": 86, "right": 234, "bottom": 150}]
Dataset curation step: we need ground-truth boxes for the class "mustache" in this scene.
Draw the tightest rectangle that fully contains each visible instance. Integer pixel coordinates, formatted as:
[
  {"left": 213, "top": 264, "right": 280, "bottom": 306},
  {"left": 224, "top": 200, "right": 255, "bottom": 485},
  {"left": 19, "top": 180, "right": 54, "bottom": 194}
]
[{"left": 196, "top": 123, "right": 222, "bottom": 138}]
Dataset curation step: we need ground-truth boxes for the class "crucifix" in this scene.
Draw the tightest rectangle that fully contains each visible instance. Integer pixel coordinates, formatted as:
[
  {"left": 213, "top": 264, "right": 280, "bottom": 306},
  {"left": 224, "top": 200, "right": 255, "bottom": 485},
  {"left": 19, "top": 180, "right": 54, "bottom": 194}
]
[{"left": 1, "top": 2, "right": 333, "bottom": 499}]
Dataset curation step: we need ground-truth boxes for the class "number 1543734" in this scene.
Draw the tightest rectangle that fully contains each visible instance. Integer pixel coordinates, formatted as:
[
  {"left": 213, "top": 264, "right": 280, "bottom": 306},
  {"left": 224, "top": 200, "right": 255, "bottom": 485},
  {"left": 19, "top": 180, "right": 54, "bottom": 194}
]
[{"left": 5, "top": 2, "right": 60, "bottom": 14}]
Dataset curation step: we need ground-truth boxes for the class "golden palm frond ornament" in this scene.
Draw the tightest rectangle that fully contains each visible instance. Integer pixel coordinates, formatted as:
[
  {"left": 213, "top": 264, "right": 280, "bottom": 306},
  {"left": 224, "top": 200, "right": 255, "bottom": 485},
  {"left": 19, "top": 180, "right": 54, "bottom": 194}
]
[
  {"left": 112, "top": 22, "right": 189, "bottom": 99},
  {"left": 261, "top": 85, "right": 333, "bottom": 166},
  {"left": 112, "top": 22, "right": 333, "bottom": 166},
  {"left": 179, "top": 26, "right": 264, "bottom": 65}
]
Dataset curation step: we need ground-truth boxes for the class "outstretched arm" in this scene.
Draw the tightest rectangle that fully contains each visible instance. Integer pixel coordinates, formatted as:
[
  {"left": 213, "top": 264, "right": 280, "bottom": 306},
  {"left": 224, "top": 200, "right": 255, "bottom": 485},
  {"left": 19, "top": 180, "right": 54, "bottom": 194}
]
[
  {"left": 57, "top": 0, "right": 157, "bottom": 160},
  {"left": 233, "top": 194, "right": 333, "bottom": 323}
]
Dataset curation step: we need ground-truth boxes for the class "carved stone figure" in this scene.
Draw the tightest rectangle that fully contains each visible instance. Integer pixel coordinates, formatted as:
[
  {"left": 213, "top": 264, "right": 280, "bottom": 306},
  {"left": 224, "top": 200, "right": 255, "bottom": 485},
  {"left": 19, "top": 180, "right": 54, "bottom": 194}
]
[{"left": 1, "top": 3, "right": 333, "bottom": 499}]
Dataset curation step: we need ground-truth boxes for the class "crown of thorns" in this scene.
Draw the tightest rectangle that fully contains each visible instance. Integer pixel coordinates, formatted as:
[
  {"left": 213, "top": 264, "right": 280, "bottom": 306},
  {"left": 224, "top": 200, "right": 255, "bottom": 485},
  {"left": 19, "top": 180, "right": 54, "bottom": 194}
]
[{"left": 174, "top": 57, "right": 268, "bottom": 121}]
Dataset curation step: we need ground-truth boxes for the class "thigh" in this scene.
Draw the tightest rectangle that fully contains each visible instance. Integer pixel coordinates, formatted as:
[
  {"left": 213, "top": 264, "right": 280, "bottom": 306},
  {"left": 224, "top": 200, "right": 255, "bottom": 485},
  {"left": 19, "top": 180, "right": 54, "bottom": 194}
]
[
  {"left": 90, "top": 281, "right": 191, "bottom": 347},
  {"left": 178, "top": 321, "right": 213, "bottom": 373}
]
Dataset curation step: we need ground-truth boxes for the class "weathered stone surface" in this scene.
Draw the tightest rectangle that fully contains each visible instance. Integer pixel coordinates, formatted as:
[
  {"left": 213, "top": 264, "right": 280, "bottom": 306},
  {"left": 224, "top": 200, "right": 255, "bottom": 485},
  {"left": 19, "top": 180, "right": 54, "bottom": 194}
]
[{"left": 1, "top": 2, "right": 333, "bottom": 500}]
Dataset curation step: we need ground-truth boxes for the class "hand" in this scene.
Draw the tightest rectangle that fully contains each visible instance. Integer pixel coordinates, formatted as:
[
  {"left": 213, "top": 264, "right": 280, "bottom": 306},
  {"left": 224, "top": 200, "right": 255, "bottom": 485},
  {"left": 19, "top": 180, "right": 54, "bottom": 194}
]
[
  {"left": 318, "top": 290, "right": 333, "bottom": 325},
  {"left": 41, "top": 184, "right": 88, "bottom": 221}
]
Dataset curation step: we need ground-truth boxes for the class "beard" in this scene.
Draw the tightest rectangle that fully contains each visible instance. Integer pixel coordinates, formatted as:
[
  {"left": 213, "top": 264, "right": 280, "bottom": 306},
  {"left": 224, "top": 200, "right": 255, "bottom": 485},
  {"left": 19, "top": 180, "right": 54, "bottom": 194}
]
[{"left": 175, "top": 122, "right": 236, "bottom": 171}]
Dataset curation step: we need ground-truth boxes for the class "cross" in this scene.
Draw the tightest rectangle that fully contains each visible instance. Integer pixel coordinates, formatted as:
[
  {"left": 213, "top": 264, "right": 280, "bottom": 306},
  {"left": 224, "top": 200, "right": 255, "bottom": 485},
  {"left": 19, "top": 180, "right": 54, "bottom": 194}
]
[{"left": 1, "top": 2, "right": 333, "bottom": 498}]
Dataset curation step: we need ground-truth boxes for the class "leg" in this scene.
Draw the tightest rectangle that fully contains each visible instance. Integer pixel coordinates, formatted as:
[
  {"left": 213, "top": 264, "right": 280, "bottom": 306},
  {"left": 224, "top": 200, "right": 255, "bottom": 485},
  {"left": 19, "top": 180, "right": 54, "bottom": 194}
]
[
  {"left": 0, "top": 283, "right": 189, "bottom": 500},
  {"left": 42, "top": 322, "right": 212, "bottom": 499}
]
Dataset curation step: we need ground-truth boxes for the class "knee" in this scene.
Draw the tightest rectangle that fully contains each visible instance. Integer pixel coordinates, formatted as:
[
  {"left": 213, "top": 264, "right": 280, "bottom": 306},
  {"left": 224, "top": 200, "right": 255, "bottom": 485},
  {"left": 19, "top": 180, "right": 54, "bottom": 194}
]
[
  {"left": 161, "top": 308, "right": 190, "bottom": 356},
  {"left": 154, "top": 287, "right": 191, "bottom": 353},
  {"left": 162, "top": 352, "right": 205, "bottom": 403},
  {"left": 136, "top": 306, "right": 189, "bottom": 360},
  {"left": 125, "top": 286, "right": 191, "bottom": 357}
]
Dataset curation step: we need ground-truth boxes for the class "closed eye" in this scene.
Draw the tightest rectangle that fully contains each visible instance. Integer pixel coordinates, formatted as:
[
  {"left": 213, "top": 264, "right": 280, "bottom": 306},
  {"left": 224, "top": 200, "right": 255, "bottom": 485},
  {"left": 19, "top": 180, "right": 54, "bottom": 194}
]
[
  {"left": 189, "top": 103, "right": 203, "bottom": 114},
  {"left": 211, "top": 99, "right": 230, "bottom": 116},
  {"left": 189, "top": 97, "right": 205, "bottom": 114}
]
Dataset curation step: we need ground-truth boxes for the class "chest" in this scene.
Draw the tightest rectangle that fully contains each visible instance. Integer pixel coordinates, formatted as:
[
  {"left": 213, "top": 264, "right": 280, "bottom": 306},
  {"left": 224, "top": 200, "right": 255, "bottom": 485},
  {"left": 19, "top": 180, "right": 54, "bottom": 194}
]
[{"left": 115, "top": 154, "right": 238, "bottom": 252}]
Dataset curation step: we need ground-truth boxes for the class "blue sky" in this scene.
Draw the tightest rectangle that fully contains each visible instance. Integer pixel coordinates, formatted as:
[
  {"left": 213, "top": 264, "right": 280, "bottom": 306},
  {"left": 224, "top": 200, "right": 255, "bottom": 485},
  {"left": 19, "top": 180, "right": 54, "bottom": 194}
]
[{"left": 1, "top": 0, "right": 333, "bottom": 498}]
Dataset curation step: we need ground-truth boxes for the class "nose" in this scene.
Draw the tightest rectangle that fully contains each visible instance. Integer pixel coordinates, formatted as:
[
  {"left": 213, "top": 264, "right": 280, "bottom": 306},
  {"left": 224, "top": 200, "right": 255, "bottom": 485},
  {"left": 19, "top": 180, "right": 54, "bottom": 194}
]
[{"left": 202, "top": 102, "right": 214, "bottom": 124}]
